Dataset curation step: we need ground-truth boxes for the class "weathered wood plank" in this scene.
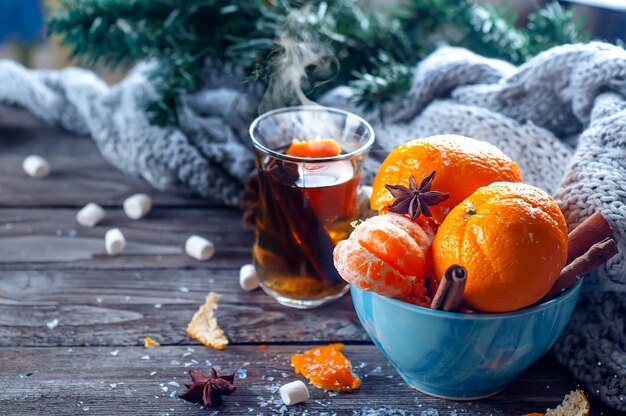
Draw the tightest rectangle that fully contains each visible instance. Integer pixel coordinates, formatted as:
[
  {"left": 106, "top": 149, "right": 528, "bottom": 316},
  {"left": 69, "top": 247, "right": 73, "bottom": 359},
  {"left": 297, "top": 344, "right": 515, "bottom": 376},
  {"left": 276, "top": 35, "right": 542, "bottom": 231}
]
[
  {"left": 1, "top": 106, "right": 602, "bottom": 416},
  {"left": 0, "top": 105, "right": 47, "bottom": 128},
  {"left": 0, "top": 208, "right": 252, "bottom": 269},
  {"left": 0, "top": 107, "right": 211, "bottom": 207},
  {"left": 0, "top": 345, "right": 597, "bottom": 416},
  {"left": 0, "top": 268, "right": 366, "bottom": 346}
]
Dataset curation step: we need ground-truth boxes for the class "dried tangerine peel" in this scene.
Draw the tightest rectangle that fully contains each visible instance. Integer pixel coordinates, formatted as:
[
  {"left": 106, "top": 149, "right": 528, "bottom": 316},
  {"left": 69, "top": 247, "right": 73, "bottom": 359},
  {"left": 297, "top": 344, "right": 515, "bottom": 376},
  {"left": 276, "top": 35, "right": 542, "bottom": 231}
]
[
  {"left": 290, "top": 344, "right": 361, "bottom": 392},
  {"left": 287, "top": 139, "right": 341, "bottom": 158},
  {"left": 186, "top": 292, "right": 229, "bottom": 350},
  {"left": 522, "top": 389, "right": 590, "bottom": 416},
  {"left": 144, "top": 337, "right": 160, "bottom": 348},
  {"left": 545, "top": 390, "right": 590, "bottom": 416},
  {"left": 372, "top": 134, "right": 522, "bottom": 224}
]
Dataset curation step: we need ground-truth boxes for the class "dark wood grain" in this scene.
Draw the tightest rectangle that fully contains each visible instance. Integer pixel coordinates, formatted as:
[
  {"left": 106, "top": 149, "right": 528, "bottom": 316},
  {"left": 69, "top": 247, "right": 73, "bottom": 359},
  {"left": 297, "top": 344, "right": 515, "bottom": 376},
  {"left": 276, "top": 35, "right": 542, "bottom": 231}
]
[
  {"left": 0, "top": 269, "right": 366, "bottom": 347},
  {"left": 0, "top": 345, "right": 593, "bottom": 416},
  {"left": 0, "top": 208, "right": 252, "bottom": 269},
  {"left": 0, "top": 106, "right": 606, "bottom": 416},
  {"left": 0, "top": 107, "right": 210, "bottom": 207}
]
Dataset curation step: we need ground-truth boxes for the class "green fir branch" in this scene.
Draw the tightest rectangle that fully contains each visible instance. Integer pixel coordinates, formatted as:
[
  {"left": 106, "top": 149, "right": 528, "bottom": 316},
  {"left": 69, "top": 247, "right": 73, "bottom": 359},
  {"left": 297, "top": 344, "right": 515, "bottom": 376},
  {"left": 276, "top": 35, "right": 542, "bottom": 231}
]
[
  {"left": 526, "top": 1, "right": 591, "bottom": 56},
  {"left": 47, "top": 0, "right": 592, "bottom": 126},
  {"left": 350, "top": 53, "right": 413, "bottom": 115},
  {"left": 49, "top": 0, "right": 277, "bottom": 125},
  {"left": 458, "top": 3, "right": 528, "bottom": 64},
  {"left": 351, "top": 0, "right": 591, "bottom": 112}
]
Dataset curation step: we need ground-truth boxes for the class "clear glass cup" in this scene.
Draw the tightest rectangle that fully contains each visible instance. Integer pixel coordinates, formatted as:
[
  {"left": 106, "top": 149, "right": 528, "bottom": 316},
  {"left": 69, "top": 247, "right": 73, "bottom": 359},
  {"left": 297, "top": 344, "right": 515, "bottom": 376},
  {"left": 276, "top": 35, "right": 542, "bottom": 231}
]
[{"left": 249, "top": 106, "right": 375, "bottom": 308}]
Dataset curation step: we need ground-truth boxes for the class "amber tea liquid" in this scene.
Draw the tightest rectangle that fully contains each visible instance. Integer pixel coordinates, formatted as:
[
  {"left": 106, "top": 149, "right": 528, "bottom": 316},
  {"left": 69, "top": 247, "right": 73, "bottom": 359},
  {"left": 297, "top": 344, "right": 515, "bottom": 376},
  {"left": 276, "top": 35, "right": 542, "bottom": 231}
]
[
  {"left": 249, "top": 106, "right": 374, "bottom": 308},
  {"left": 254, "top": 153, "right": 360, "bottom": 307}
]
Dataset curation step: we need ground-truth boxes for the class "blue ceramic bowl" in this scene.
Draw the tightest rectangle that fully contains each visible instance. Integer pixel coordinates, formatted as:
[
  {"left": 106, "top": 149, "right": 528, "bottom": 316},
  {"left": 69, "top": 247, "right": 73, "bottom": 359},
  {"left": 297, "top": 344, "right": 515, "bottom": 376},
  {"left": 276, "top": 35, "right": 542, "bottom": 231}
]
[{"left": 350, "top": 281, "right": 582, "bottom": 400}]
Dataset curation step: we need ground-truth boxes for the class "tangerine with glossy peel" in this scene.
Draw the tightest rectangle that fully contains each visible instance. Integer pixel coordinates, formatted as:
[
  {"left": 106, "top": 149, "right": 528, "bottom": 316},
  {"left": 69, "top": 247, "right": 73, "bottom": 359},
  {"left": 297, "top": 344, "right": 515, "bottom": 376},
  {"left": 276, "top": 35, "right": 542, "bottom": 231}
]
[
  {"left": 432, "top": 182, "right": 568, "bottom": 313},
  {"left": 372, "top": 135, "right": 523, "bottom": 223}
]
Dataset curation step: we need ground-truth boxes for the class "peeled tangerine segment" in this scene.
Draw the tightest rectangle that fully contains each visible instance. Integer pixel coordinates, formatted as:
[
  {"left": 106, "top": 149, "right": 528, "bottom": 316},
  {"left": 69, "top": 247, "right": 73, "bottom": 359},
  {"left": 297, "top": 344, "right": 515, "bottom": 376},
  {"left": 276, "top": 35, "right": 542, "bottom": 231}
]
[
  {"left": 350, "top": 214, "right": 433, "bottom": 278},
  {"left": 333, "top": 239, "right": 415, "bottom": 298},
  {"left": 400, "top": 278, "right": 429, "bottom": 307},
  {"left": 291, "top": 344, "right": 361, "bottom": 392},
  {"left": 333, "top": 213, "right": 436, "bottom": 300},
  {"left": 287, "top": 139, "right": 341, "bottom": 158}
]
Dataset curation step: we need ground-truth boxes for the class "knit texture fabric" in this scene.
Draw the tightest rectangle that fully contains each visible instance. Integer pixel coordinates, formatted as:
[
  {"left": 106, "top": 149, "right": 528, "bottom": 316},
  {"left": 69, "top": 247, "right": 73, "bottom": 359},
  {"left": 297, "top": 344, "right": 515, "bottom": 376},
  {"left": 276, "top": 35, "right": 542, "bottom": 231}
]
[
  {"left": 0, "top": 42, "right": 625, "bottom": 410},
  {"left": 0, "top": 60, "right": 262, "bottom": 206}
]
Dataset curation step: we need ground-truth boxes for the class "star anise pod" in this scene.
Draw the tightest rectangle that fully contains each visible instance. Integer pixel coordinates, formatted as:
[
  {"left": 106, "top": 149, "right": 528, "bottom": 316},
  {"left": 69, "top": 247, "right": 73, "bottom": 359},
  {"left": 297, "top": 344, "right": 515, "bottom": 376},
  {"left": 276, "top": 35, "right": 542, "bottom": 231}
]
[
  {"left": 178, "top": 368, "right": 236, "bottom": 407},
  {"left": 385, "top": 171, "right": 450, "bottom": 220}
]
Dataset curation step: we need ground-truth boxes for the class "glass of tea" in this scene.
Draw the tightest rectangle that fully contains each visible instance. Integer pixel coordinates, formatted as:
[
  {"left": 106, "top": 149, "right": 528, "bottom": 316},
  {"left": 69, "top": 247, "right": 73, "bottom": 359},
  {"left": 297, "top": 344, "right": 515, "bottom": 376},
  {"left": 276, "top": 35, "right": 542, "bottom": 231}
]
[{"left": 249, "top": 106, "right": 375, "bottom": 308}]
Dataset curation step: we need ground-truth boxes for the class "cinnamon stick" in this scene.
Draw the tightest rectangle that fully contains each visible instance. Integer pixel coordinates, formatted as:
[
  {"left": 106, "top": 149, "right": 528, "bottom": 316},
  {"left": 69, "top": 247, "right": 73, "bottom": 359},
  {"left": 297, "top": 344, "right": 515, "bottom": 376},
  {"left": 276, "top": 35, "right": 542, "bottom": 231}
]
[
  {"left": 264, "top": 159, "right": 343, "bottom": 284},
  {"left": 430, "top": 265, "right": 467, "bottom": 312},
  {"left": 257, "top": 164, "right": 300, "bottom": 263},
  {"left": 543, "top": 238, "right": 619, "bottom": 301},
  {"left": 566, "top": 212, "right": 613, "bottom": 265}
]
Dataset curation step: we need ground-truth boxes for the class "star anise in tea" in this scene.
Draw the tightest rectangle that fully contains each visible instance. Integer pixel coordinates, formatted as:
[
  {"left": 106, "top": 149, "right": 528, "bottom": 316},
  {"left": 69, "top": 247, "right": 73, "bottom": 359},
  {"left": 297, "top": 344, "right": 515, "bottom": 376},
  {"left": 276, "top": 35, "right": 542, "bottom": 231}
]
[
  {"left": 178, "top": 368, "right": 236, "bottom": 407},
  {"left": 385, "top": 171, "right": 450, "bottom": 220}
]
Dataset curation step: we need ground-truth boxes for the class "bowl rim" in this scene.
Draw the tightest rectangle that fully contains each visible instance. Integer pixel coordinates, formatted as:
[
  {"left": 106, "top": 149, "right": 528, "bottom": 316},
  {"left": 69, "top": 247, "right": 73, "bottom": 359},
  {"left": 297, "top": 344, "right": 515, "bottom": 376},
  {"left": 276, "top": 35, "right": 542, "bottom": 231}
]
[{"left": 350, "top": 279, "right": 583, "bottom": 320}]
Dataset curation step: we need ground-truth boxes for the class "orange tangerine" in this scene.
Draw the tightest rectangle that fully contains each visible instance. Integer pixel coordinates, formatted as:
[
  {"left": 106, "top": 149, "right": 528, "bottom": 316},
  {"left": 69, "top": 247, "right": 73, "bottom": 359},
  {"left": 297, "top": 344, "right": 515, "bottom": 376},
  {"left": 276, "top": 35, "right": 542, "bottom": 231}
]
[
  {"left": 432, "top": 182, "right": 568, "bottom": 313},
  {"left": 371, "top": 135, "right": 523, "bottom": 223}
]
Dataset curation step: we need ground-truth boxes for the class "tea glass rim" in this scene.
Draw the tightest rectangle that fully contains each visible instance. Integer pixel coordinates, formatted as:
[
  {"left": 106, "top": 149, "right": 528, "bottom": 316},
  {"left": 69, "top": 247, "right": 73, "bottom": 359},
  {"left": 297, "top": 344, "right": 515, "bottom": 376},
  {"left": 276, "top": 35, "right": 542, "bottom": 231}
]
[{"left": 249, "top": 105, "right": 375, "bottom": 163}]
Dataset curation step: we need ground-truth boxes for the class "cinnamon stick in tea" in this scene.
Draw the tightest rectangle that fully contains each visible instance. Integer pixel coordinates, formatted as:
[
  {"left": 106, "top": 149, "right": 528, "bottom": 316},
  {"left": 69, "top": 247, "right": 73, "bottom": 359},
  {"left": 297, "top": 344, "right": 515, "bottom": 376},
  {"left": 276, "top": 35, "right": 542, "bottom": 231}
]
[
  {"left": 431, "top": 265, "right": 467, "bottom": 312},
  {"left": 264, "top": 159, "right": 343, "bottom": 284},
  {"left": 566, "top": 211, "right": 613, "bottom": 265},
  {"left": 257, "top": 163, "right": 300, "bottom": 262},
  {"left": 543, "top": 238, "right": 619, "bottom": 301}
]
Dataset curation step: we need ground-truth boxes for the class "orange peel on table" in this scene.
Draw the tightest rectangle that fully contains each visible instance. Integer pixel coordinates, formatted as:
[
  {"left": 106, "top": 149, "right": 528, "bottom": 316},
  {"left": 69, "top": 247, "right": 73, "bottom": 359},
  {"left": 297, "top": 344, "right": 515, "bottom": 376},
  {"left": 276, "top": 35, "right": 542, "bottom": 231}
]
[
  {"left": 286, "top": 139, "right": 341, "bottom": 158},
  {"left": 186, "top": 292, "right": 229, "bottom": 350},
  {"left": 521, "top": 389, "right": 590, "bottom": 416},
  {"left": 290, "top": 343, "right": 361, "bottom": 392},
  {"left": 144, "top": 337, "right": 160, "bottom": 348}
]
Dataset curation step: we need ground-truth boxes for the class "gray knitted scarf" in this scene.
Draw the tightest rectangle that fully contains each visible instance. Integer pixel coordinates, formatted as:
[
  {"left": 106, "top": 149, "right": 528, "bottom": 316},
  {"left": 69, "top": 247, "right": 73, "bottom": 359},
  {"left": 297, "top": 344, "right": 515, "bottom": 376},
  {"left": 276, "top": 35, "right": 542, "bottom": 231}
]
[{"left": 1, "top": 41, "right": 624, "bottom": 411}]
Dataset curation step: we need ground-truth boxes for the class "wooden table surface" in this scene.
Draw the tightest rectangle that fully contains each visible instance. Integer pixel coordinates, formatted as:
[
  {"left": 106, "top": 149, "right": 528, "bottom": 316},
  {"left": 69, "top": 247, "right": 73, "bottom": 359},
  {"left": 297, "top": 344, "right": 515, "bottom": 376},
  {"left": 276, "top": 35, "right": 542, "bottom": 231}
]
[{"left": 0, "top": 107, "right": 610, "bottom": 416}]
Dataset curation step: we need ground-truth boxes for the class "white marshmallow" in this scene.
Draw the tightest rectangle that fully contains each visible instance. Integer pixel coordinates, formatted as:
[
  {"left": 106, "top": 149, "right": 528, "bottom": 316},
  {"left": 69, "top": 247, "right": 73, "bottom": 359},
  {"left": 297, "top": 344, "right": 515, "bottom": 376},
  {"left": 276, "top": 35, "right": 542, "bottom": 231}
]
[
  {"left": 185, "top": 236, "right": 215, "bottom": 261},
  {"left": 22, "top": 155, "right": 50, "bottom": 179},
  {"left": 279, "top": 380, "right": 309, "bottom": 406},
  {"left": 105, "top": 228, "right": 126, "bottom": 256},
  {"left": 239, "top": 264, "right": 259, "bottom": 291},
  {"left": 123, "top": 193, "right": 152, "bottom": 220},
  {"left": 76, "top": 203, "right": 105, "bottom": 227}
]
